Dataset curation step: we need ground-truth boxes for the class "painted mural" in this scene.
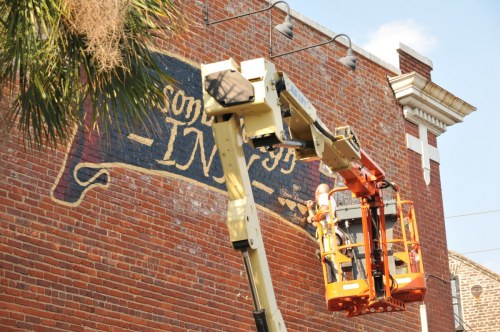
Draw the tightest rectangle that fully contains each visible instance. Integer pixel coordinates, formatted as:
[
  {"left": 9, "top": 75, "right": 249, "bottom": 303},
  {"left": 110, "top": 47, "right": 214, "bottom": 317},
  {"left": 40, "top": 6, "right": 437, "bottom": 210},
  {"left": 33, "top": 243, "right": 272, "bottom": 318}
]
[{"left": 50, "top": 54, "right": 327, "bottom": 234}]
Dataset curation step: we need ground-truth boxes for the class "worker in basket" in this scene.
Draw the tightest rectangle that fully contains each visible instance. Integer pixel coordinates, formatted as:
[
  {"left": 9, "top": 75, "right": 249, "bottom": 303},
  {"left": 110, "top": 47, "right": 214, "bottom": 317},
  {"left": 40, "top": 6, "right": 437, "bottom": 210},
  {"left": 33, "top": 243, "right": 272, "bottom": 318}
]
[{"left": 306, "top": 183, "right": 345, "bottom": 283}]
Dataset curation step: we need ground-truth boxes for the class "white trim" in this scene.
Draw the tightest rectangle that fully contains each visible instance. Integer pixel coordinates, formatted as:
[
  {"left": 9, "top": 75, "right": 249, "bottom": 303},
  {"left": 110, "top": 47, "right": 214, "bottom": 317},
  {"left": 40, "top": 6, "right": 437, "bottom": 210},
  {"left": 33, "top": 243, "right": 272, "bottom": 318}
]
[
  {"left": 406, "top": 124, "right": 440, "bottom": 186},
  {"left": 389, "top": 71, "right": 475, "bottom": 185},
  {"left": 389, "top": 72, "right": 476, "bottom": 136}
]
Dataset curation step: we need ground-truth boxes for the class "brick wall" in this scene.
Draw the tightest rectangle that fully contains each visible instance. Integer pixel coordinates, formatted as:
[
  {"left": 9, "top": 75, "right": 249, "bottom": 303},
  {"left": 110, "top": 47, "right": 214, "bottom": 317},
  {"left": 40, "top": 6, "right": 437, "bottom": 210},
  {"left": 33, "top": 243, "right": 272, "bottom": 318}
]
[
  {"left": 398, "top": 47, "right": 433, "bottom": 80},
  {"left": 1, "top": 1, "right": 456, "bottom": 331},
  {"left": 449, "top": 251, "right": 500, "bottom": 332},
  {"left": 406, "top": 122, "right": 455, "bottom": 331}
]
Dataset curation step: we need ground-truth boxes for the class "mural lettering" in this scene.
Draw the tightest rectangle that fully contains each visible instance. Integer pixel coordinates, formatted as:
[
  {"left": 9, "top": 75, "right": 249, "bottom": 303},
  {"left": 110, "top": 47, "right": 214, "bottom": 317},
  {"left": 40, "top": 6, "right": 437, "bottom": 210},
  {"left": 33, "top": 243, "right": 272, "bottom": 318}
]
[{"left": 51, "top": 55, "right": 325, "bottom": 233}]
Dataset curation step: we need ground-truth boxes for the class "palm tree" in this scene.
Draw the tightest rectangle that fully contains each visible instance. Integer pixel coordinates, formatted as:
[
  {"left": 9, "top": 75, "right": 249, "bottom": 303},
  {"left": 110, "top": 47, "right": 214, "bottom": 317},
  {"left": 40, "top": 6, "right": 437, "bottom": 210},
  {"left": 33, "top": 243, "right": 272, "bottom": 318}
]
[{"left": 0, "top": 0, "right": 186, "bottom": 148}]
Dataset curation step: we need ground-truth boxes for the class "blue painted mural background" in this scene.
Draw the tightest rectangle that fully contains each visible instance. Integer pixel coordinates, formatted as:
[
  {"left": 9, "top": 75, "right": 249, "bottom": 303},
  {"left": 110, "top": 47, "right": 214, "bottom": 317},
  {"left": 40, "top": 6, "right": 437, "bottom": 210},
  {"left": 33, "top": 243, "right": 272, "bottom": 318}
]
[{"left": 51, "top": 54, "right": 328, "bottom": 234}]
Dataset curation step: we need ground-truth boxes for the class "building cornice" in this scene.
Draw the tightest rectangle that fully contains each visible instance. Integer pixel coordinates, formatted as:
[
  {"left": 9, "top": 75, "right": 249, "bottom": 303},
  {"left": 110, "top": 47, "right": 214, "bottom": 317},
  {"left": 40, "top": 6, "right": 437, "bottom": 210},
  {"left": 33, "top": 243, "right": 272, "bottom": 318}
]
[{"left": 389, "top": 72, "right": 476, "bottom": 136}]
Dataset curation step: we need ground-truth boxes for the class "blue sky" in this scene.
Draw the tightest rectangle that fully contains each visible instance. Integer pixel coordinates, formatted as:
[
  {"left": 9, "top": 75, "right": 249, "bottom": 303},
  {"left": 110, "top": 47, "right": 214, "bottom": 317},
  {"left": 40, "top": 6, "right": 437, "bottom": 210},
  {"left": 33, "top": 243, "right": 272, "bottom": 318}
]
[{"left": 283, "top": 0, "right": 500, "bottom": 273}]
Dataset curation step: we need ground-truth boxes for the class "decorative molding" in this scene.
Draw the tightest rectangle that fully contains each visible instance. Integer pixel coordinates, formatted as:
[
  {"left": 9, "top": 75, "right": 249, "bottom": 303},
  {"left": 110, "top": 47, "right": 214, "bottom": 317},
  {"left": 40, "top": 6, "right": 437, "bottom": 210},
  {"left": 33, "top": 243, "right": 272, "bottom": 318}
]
[
  {"left": 389, "top": 71, "right": 476, "bottom": 136},
  {"left": 389, "top": 71, "right": 476, "bottom": 185},
  {"left": 403, "top": 106, "right": 447, "bottom": 135},
  {"left": 406, "top": 124, "right": 440, "bottom": 185}
]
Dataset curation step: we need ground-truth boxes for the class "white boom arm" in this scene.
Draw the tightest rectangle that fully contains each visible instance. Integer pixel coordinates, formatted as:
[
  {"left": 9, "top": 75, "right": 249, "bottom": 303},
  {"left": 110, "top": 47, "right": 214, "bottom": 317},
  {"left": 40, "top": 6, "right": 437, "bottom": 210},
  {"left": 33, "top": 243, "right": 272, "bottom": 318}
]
[{"left": 201, "top": 58, "right": 361, "bottom": 332}]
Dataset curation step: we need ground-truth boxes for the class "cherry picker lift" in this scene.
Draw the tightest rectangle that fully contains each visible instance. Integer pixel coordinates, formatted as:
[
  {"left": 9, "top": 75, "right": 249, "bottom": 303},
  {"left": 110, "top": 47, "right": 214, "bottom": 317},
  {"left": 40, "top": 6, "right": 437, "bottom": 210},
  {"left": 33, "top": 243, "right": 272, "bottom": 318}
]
[{"left": 201, "top": 58, "right": 426, "bottom": 332}]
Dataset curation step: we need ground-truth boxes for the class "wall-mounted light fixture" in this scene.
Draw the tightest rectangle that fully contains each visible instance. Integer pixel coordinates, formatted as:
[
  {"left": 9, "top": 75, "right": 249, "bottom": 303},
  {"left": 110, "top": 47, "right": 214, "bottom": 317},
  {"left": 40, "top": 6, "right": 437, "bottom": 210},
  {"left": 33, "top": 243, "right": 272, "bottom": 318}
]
[
  {"left": 271, "top": 33, "right": 357, "bottom": 70},
  {"left": 204, "top": 0, "right": 294, "bottom": 40},
  {"left": 204, "top": 1, "right": 356, "bottom": 70}
]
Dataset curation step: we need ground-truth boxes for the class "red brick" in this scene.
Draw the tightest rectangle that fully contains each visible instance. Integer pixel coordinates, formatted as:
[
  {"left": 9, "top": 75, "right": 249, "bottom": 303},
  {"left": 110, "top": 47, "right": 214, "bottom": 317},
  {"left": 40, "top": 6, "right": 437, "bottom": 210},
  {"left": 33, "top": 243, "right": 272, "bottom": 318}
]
[{"left": 0, "top": 1, "right": 457, "bottom": 331}]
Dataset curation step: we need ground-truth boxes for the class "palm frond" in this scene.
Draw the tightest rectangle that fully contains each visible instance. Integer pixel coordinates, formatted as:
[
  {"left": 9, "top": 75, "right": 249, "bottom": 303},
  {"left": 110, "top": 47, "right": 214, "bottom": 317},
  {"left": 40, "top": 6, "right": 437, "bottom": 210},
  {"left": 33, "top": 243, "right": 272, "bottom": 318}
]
[{"left": 0, "top": 0, "right": 186, "bottom": 149}]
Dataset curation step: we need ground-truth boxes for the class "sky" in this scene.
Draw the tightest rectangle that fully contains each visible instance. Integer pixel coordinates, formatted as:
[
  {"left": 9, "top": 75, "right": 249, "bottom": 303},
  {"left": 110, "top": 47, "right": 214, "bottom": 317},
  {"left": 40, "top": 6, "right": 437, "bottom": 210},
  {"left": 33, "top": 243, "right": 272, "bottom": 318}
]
[{"left": 283, "top": 0, "right": 500, "bottom": 274}]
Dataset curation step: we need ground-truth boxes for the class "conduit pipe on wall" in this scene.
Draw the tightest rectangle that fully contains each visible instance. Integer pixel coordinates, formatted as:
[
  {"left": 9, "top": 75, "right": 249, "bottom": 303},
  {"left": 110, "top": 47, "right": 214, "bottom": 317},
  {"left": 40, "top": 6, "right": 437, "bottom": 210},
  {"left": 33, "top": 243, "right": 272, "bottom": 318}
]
[{"left": 420, "top": 304, "right": 428, "bottom": 332}]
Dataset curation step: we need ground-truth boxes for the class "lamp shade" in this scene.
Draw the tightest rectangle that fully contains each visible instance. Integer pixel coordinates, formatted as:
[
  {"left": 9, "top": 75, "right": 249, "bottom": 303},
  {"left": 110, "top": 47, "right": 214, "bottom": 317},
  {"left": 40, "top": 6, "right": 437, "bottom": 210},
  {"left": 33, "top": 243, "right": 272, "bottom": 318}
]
[
  {"left": 274, "top": 15, "right": 293, "bottom": 39},
  {"left": 338, "top": 48, "right": 357, "bottom": 70}
]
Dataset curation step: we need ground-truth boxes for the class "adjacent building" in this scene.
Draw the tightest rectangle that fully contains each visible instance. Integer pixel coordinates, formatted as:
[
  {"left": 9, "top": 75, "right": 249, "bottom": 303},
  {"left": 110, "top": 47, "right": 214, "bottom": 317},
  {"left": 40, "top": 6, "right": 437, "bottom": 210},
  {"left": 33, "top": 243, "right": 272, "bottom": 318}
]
[{"left": 449, "top": 251, "right": 500, "bottom": 332}]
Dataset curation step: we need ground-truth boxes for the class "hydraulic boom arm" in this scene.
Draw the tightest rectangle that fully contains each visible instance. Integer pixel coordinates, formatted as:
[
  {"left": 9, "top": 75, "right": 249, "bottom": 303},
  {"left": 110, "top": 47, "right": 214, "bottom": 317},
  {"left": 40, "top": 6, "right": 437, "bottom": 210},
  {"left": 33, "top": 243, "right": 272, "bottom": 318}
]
[{"left": 201, "top": 57, "right": 425, "bottom": 330}]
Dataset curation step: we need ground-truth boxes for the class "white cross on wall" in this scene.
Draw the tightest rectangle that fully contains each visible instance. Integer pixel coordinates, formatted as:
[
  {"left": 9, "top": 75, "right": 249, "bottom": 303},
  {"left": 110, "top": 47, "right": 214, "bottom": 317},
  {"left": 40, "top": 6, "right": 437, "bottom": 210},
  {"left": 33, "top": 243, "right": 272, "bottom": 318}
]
[{"left": 406, "top": 124, "right": 440, "bottom": 186}]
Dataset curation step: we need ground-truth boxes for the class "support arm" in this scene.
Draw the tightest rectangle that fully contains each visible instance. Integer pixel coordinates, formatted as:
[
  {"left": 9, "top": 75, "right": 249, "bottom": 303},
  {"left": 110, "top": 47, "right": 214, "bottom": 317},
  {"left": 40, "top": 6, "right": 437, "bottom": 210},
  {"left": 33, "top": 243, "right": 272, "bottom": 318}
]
[{"left": 211, "top": 113, "right": 285, "bottom": 332}]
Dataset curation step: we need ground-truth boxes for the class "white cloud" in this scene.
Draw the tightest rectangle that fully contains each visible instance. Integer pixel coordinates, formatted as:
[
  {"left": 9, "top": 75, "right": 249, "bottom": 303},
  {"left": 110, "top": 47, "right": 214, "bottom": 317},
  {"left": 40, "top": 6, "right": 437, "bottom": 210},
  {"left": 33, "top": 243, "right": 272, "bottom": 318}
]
[{"left": 363, "top": 19, "right": 437, "bottom": 67}]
